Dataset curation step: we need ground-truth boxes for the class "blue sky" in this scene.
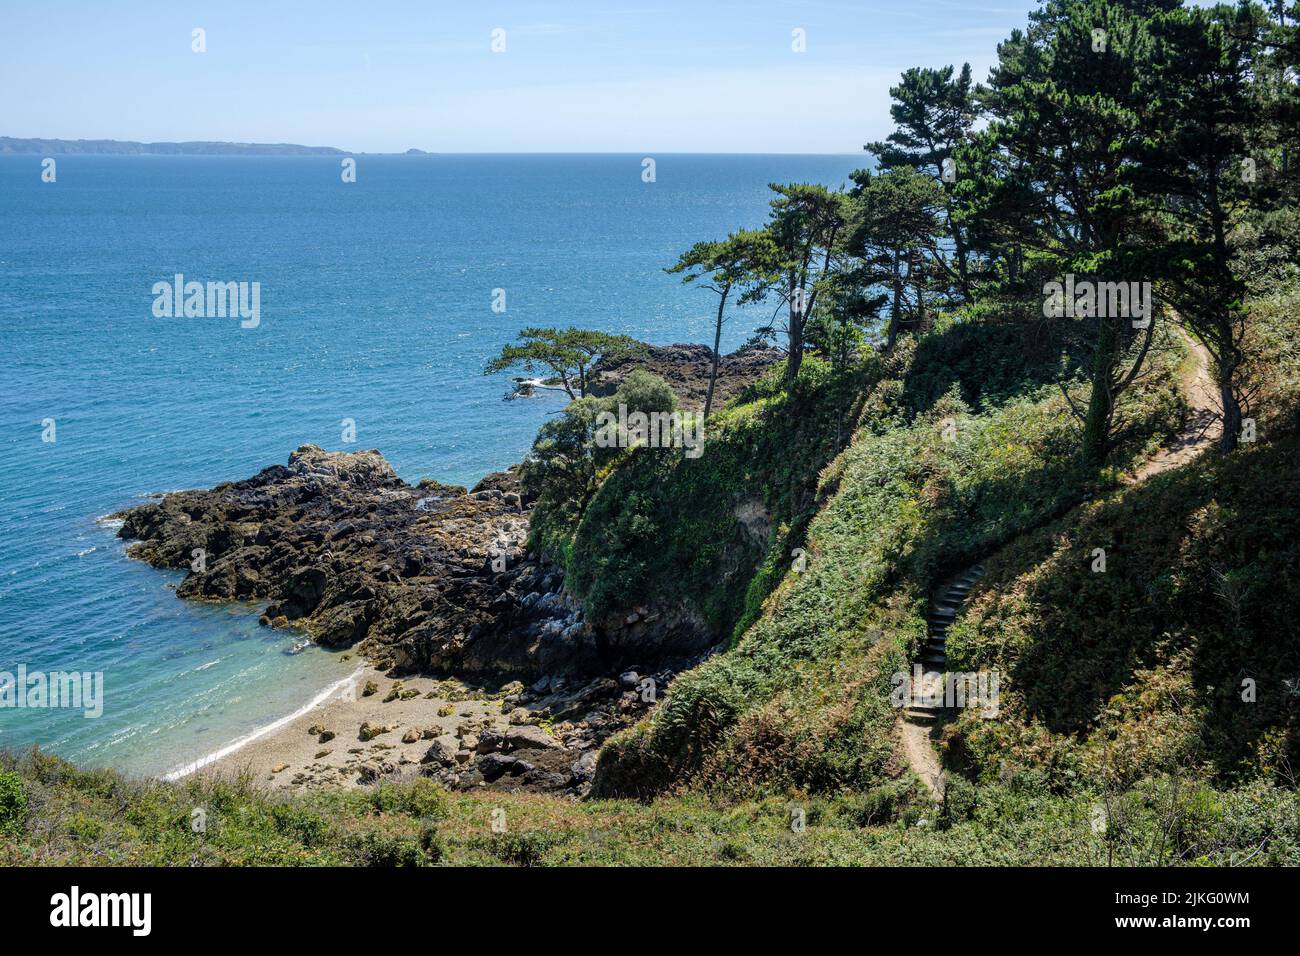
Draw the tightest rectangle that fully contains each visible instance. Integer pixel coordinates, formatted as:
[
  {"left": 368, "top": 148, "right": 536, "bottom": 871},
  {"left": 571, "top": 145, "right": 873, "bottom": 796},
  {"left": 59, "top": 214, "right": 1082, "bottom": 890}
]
[{"left": 2, "top": 0, "right": 1055, "bottom": 152}]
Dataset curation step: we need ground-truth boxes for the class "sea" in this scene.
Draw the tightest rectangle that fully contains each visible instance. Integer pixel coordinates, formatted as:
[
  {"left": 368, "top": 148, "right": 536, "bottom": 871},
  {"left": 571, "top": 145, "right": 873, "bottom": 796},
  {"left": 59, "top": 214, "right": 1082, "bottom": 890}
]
[{"left": 0, "top": 152, "right": 858, "bottom": 776}]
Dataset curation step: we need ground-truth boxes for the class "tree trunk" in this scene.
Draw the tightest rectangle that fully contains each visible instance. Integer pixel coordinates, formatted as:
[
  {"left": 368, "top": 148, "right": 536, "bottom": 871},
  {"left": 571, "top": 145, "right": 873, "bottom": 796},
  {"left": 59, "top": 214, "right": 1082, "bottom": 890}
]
[
  {"left": 1219, "top": 377, "right": 1241, "bottom": 453},
  {"left": 911, "top": 248, "right": 926, "bottom": 333},
  {"left": 704, "top": 288, "right": 728, "bottom": 419},
  {"left": 785, "top": 273, "right": 804, "bottom": 385},
  {"left": 1082, "top": 316, "right": 1120, "bottom": 467},
  {"left": 954, "top": 231, "right": 972, "bottom": 302},
  {"left": 886, "top": 250, "right": 902, "bottom": 352},
  {"left": 1217, "top": 321, "right": 1242, "bottom": 453},
  {"left": 785, "top": 328, "right": 804, "bottom": 385}
]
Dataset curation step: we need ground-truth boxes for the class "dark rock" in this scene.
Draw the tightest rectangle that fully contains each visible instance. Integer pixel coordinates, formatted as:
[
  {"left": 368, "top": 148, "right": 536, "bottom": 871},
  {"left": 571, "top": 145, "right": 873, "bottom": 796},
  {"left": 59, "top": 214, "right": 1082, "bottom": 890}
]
[
  {"left": 477, "top": 753, "right": 522, "bottom": 782},
  {"left": 420, "top": 735, "right": 458, "bottom": 766},
  {"left": 504, "top": 724, "right": 563, "bottom": 751},
  {"left": 570, "top": 750, "right": 599, "bottom": 781}
]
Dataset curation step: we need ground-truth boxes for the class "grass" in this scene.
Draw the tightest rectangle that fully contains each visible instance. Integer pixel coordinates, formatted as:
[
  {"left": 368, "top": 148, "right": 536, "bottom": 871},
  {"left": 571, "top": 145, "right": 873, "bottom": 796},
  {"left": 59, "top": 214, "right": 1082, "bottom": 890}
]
[{"left": 3, "top": 749, "right": 1295, "bottom": 866}]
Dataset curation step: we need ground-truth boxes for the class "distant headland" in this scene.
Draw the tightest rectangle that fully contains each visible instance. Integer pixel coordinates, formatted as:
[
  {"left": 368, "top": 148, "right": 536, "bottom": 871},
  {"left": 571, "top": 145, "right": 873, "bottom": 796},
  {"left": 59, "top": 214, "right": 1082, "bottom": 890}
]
[{"left": 0, "top": 137, "right": 366, "bottom": 156}]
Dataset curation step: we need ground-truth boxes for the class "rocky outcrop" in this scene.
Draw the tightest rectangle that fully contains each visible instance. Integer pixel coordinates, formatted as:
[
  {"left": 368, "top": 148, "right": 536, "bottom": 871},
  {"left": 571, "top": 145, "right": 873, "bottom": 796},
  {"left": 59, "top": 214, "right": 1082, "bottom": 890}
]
[
  {"left": 115, "top": 444, "right": 590, "bottom": 677},
  {"left": 587, "top": 343, "right": 783, "bottom": 411},
  {"left": 115, "top": 444, "right": 722, "bottom": 685}
]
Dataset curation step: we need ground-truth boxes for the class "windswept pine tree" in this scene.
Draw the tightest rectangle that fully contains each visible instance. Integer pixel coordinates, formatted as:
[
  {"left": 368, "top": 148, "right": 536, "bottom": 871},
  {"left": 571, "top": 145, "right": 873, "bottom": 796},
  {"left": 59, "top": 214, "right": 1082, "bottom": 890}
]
[
  {"left": 484, "top": 327, "right": 645, "bottom": 399},
  {"left": 667, "top": 229, "right": 781, "bottom": 418},
  {"left": 972, "top": 0, "right": 1172, "bottom": 465},
  {"left": 867, "top": 63, "right": 979, "bottom": 300},
  {"left": 848, "top": 166, "right": 947, "bottom": 350},
  {"left": 1137, "top": 4, "right": 1259, "bottom": 450},
  {"left": 762, "top": 184, "right": 853, "bottom": 385}
]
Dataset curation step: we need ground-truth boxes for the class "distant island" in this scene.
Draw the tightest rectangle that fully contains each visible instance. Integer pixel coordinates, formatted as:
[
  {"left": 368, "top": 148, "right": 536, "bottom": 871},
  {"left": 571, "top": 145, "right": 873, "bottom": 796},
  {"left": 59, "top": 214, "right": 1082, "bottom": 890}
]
[{"left": 0, "top": 137, "right": 349, "bottom": 156}]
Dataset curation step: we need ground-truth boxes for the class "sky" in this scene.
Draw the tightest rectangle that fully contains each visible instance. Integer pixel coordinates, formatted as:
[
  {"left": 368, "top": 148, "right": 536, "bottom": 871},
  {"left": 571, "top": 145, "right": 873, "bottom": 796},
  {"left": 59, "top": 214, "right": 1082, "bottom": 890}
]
[{"left": 1, "top": 0, "right": 1062, "bottom": 153}]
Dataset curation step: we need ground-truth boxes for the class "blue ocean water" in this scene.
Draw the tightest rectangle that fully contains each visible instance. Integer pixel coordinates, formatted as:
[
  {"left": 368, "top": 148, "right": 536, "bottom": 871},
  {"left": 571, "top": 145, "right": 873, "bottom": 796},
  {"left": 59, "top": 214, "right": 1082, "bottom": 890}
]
[{"left": 0, "top": 153, "right": 858, "bottom": 776}]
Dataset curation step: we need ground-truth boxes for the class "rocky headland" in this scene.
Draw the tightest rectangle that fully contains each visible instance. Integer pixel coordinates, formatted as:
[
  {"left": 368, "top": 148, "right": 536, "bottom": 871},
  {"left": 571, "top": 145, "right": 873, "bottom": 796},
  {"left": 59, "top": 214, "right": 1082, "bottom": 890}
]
[
  {"left": 114, "top": 343, "right": 776, "bottom": 795},
  {"left": 587, "top": 342, "right": 782, "bottom": 411}
]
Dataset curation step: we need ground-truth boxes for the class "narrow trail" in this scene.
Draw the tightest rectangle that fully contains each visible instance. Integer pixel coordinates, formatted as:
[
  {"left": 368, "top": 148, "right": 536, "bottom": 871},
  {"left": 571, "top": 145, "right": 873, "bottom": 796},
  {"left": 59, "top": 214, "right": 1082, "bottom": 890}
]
[
  {"left": 1132, "top": 335, "right": 1220, "bottom": 480},
  {"left": 899, "top": 333, "right": 1220, "bottom": 802}
]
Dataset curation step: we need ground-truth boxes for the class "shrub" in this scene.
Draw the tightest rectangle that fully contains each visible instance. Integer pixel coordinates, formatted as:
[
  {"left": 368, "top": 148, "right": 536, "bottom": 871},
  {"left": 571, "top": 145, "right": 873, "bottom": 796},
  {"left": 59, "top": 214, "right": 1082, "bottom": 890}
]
[
  {"left": 350, "top": 830, "right": 425, "bottom": 867},
  {"left": 481, "top": 831, "right": 555, "bottom": 867},
  {"left": 366, "top": 778, "right": 449, "bottom": 819},
  {"left": 0, "top": 771, "right": 28, "bottom": 834},
  {"left": 523, "top": 370, "right": 678, "bottom": 562}
]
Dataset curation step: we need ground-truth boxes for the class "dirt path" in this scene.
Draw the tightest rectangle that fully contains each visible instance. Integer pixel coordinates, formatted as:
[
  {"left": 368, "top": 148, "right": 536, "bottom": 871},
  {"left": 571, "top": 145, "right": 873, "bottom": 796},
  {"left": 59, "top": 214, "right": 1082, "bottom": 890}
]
[
  {"left": 900, "top": 718, "right": 945, "bottom": 801},
  {"left": 1132, "top": 334, "right": 1219, "bottom": 480},
  {"left": 900, "top": 332, "right": 1219, "bottom": 801}
]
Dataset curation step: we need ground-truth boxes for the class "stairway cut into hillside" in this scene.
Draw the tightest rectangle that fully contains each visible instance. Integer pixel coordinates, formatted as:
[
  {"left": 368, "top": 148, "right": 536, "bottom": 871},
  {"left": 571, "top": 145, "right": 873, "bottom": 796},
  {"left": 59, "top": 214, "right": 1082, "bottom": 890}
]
[
  {"left": 898, "top": 330, "right": 1221, "bottom": 802},
  {"left": 899, "top": 564, "right": 986, "bottom": 801}
]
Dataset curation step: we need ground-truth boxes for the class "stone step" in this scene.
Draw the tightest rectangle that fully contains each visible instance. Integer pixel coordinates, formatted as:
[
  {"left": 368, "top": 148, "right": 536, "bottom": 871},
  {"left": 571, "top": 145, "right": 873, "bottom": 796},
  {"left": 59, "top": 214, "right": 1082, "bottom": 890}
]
[{"left": 905, "top": 708, "right": 940, "bottom": 721}]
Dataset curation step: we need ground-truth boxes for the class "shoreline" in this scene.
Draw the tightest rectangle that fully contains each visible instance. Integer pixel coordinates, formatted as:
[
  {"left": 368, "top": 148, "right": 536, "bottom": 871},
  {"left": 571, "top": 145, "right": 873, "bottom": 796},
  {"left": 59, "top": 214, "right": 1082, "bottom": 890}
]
[
  {"left": 162, "top": 664, "right": 367, "bottom": 782},
  {"left": 174, "top": 662, "right": 511, "bottom": 791}
]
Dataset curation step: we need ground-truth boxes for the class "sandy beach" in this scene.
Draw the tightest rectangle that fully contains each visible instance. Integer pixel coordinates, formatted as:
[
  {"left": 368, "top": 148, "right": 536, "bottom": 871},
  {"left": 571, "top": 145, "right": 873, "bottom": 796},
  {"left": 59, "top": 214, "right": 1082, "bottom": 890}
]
[{"left": 179, "top": 663, "right": 513, "bottom": 791}]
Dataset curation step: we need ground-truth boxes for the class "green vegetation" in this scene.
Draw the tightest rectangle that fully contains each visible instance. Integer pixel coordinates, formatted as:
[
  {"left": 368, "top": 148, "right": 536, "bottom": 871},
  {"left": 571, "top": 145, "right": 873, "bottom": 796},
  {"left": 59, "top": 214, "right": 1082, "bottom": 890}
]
[
  {"left": 592, "top": 321, "right": 1185, "bottom": 800},
  {"left": 0, "top": 770, "right": 27, "bottom": 835},
  {"left": 568, "top": 356, "right": 876, "bottom": 631},
  {"left": 484, "top": 327, "right": 645, "bottom": 399},
  {"left": 943, "top": 292, "right": 1300, "bottom": 789},
  {"left": 521, "top": 369, "right": 678, "bottom": 565},
  {"left": 5, "top": 750, "right": 1295, "bottom": 866}
]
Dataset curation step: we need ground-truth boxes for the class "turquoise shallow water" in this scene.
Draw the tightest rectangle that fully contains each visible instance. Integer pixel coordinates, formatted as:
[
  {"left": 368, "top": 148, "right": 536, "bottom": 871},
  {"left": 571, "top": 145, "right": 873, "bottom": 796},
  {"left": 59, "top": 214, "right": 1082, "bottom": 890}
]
[{"left": 0, "top": 153, "right": 858, "bottom": 776}]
